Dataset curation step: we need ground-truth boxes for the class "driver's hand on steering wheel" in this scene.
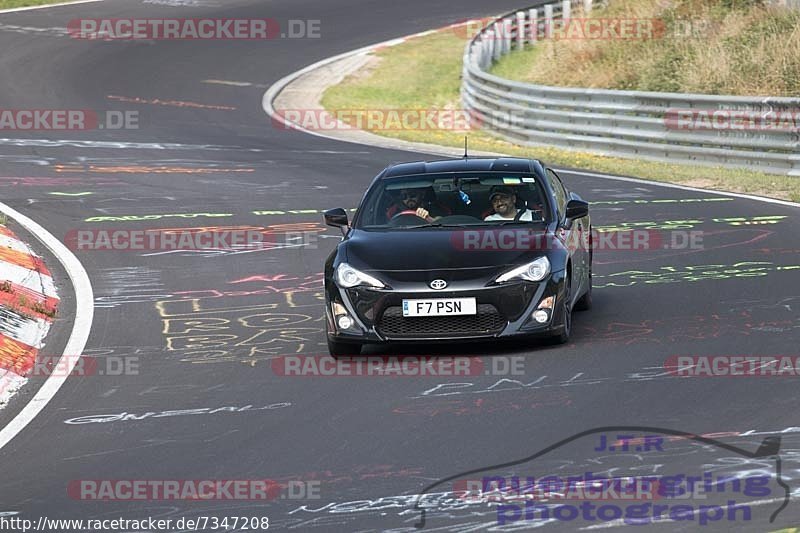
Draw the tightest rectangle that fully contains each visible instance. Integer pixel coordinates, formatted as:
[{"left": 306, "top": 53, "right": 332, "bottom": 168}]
[{"left": 415, "top": 207, "right": 431, "bottom": 221}]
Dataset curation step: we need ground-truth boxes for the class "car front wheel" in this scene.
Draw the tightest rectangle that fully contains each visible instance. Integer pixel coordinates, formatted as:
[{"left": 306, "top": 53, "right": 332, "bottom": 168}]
[
  {"left": 574, "top": 264, "right": 592, "bottom": 311},
  {"left": 551, "top": 274, "right": 572, "bottom": 344}
]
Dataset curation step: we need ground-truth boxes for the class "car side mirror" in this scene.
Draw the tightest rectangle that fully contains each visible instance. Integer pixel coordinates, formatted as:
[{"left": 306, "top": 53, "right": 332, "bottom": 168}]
[
  {"left": 324, "top": 208, "right": 349, "bottom": 236},
  {"left": 324, "top": 208, "right": 349, "bottom": 227},
  {"left": 565, "top": 199, "right": 589, "bottom": 220}
]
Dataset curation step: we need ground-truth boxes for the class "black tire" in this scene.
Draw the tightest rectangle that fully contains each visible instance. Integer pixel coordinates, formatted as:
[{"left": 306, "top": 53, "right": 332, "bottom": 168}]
[
  {"left": 574, "top": 275, "right": 592, "bottom": 311},
  {"left": 574, "top": 252, "right": 593, "bottom": 311},
  {"left": 574, "top": 285, "right": 592, "bottom": 311},
  {"left": 551, "top": 273, "right": 572, "bottom": 344},
  {"left": 327, "top": 339, "right": 362, "bottom": 356}
]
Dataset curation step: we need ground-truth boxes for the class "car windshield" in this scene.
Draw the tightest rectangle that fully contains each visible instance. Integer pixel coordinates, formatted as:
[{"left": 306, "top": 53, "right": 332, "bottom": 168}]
[{"left": 354, "top": 173, "right": 551, "bottom": 229}]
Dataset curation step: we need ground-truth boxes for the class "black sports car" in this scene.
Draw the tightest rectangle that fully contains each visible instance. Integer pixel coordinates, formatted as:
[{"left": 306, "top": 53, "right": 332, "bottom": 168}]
[{"left": 322, "top": 157, "right": 591, "bottom": 355}]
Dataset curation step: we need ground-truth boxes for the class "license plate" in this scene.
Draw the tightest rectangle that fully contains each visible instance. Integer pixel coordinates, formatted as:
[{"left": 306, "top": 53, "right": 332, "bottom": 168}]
[{"left": 402, "top": 298, "right": 477, "bottom": 317}]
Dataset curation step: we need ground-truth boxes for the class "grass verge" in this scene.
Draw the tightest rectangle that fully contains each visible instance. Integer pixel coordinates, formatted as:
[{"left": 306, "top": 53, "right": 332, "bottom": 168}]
[
  {"left": 321, "top": 30, "right": 800, "bottom": 202},
  {"left": 491, "top": 0, "right": 800, "bottom": 96},
  {"left": 0, "top": 0, "right": 83, "bottom": 9}
]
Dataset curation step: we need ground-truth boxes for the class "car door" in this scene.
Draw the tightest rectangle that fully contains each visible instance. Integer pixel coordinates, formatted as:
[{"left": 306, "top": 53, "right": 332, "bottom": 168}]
[{"left": 546, "top": 169, "right": 589, "bottom": 299}]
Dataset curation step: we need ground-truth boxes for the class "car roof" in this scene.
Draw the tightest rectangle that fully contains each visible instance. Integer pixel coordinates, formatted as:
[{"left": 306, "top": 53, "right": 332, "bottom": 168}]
[{"left": 382, "top": 157, "right": 544, "bottom": 177}]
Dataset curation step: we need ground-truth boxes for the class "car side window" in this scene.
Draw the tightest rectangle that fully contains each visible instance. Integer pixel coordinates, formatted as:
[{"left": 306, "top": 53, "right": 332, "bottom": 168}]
[
  {"left": 553, "top": 170, "right": 570, "bottom": 199},
  {"left": 545, "top": 169, "right": 567, "bottom": 220}
]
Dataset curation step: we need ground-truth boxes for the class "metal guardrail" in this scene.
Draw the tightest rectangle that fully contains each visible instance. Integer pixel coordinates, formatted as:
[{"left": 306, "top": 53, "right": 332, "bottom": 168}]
[
  {"left": 462, "top": 0, "right": 800, "bottom": 176},
  {"left": 772, "top": 0, "right": 800, "bottom": 9}
]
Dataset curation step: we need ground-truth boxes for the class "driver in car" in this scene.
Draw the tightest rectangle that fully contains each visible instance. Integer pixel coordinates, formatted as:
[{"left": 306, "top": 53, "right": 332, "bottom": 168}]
[
  {"left": 484, "top": 186, "right": 534, "bottom": 221},
  {"left": 386, "top": 187, "right": 450, "bottom": 222}
]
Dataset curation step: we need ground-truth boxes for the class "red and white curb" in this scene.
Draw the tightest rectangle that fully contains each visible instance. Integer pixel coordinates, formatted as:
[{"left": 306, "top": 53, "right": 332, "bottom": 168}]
[
  {"left": 0, "top": 202, "right": 92, "bottom": 452},
  {"left": 0, "top": 224, "right": 59, "bottom": 407}
]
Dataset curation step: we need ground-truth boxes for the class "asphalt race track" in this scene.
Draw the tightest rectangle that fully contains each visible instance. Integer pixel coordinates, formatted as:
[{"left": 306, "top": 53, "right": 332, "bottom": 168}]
[{"left": 0, "top": 1, "right": 799, "bottom": 532}]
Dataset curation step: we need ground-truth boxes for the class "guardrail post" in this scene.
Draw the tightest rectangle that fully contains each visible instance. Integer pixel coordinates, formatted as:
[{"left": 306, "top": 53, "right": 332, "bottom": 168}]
[
  {"left": 516, "top": 11, "right": 526, "bottom": 49},
  {"left": 502, "top": 18, "right": 513, "bottom": 55},
  {"left": 528, "top": 8, "right": 538, "bottom": 42},
  {"left": 483, "top": 40, "right": 492, "bottom": 69},
  {"left": 563, "top": 0, "right": 571, "bottom": 22},
  {"left": 544, "top": 4, "right": 554, "bottom": 39},
  {"left": 488, "top": 22, "right": 502, "bottom": 61},
  {"left": 583, "top": 0, "right": 593, "bottom": 14}
]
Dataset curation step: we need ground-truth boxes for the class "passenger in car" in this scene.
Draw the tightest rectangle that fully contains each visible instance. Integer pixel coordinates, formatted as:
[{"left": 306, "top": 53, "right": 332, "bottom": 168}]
[{"left": 483, "top": 186, "right": 535, "bottom": 221}]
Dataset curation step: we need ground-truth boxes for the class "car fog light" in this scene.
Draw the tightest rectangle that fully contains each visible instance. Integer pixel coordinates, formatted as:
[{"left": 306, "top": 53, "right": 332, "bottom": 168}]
[
  {"left": 337, "top": 315, "right": 353, "bottom": 329},
  {"left": 533, "top": 310, "right": 549, "bottom": 323}
]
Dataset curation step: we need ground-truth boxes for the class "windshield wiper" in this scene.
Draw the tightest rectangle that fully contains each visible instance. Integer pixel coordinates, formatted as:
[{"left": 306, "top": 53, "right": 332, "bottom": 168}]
[
  {"left": 402, "top": 223, "right": 446, "bottom": 229},
  {"left": 406, "top": 223, "right": 488, "bottom": 229},
  {"left": 496, "top": 220, "right": 541, "bottom": 226}
]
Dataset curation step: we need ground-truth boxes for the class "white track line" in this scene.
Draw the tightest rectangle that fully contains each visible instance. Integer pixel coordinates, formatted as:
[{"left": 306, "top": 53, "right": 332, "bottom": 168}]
[
  {"left": 555, "top": 168, "right": 800, "bottom": 209},
  {"left": 0, "top": 202, "right": 93, "bottom": 451},
  {"left": 0, "top": 0, "right": 103, "bottom": 15},
  {"left": 262, "top": 30, "right": 800, "bottom": 211}
]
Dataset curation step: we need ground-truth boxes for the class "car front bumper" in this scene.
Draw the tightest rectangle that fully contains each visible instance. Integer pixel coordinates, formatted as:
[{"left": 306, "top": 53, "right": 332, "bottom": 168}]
[{"left": 325, "top": 270, "right": 568, "bottom": 344}]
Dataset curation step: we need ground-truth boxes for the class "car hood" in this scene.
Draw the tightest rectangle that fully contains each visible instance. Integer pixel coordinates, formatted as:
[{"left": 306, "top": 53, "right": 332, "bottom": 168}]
[{"left": 342, "top": 228, "right": 559, "bottom": 280}]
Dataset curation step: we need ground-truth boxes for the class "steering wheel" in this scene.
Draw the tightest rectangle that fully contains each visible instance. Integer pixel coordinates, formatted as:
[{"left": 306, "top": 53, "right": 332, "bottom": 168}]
[{"left": 390, "top": 209, "right": 426, "bottom": 221}]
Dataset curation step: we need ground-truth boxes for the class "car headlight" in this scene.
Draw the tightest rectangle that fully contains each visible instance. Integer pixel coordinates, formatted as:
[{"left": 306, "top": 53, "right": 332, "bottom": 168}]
[
  {"left": 335, "top": 262, "right": 385, "bottom": 289},
  {"left": 495, "top": 257, "right": 551, "bottom": 283}
]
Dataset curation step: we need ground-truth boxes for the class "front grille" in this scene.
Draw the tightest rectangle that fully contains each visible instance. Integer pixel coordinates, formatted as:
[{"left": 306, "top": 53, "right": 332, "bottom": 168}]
[{"left": 376, "top": 304, "right": 506, "bottom": 338}]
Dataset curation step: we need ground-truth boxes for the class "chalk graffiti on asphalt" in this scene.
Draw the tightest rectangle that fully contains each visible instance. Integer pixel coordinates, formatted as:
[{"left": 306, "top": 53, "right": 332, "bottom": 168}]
[
  {"left": 392, "top": 391, "right": 573, "bottom": 418},
  {"left": 142, "top": 223, "right": 328, "bottom": 257},
  {"left": 56, "top": 163, "right": 252, "bottom": 174},
  {"left": 63, "top": 403, "right": 291, "bottom": 425},
  {"left": 410, "top": 360, "right": 793, "bottom": 399},
  {"left": 0, "top": 176, "right": 122, "bottom": 187},
  {"left": 85, "top": 213, "right": 233, "bottom": 222},
  {"left": 156, "top": 276, "right": 325, "bottom": 365},
  {"left": 578, "top": 305, "right": 799, "bottom": 344},
  {"left": 94, "top": 266, "right": 174, "bottom": 309},
  {"left": 79, "top": 197, "right": 737, "bottom": 222},
  {"left": 591, "top": 198, "right": 733, "bottom": 206},
  {"left": 594, "top": 261, "right": 799, "bottom": 288},
  {"left": 595, "top": 215, "right": 786, "bottom": 233}
]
